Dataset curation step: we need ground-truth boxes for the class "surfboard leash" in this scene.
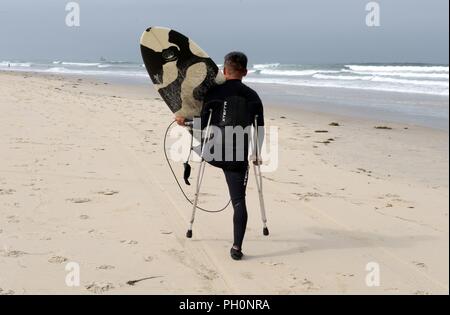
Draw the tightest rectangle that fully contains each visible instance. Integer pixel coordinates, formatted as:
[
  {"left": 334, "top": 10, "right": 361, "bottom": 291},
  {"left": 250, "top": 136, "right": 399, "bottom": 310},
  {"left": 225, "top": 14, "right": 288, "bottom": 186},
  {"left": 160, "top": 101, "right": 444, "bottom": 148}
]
[{"left": 163, "top": 120, "right": 231, "bottom": 213}]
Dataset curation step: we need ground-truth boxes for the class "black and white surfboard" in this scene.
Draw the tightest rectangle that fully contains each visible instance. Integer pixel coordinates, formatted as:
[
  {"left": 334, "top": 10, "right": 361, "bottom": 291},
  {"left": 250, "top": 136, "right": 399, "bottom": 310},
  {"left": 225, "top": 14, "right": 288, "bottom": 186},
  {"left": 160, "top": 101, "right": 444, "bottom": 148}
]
[{"left": 140, "top": 27, "right": 225, "bottom": 119}]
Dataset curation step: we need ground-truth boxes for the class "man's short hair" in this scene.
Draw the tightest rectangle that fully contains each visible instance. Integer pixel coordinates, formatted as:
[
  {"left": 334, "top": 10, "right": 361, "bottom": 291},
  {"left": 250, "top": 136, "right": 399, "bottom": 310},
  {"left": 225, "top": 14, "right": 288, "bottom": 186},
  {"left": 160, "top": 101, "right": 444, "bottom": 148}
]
[{"left": 224, "top": 52, "right": 248, "bottom": 73}]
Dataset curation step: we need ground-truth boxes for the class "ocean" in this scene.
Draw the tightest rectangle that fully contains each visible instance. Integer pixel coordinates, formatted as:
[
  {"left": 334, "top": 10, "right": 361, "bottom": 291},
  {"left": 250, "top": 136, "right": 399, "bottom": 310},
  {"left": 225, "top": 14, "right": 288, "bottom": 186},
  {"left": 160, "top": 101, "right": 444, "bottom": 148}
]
[{"left": 1, "top": 60, "right": 448, "bottom": 129}]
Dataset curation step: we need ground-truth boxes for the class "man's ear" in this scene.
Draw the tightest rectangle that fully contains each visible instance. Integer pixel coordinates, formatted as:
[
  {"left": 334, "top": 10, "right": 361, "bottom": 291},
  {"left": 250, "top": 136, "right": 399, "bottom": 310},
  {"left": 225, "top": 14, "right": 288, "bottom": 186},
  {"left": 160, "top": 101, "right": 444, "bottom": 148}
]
[
  {"left": 243, "top": 69, "right": 248, "bottom": 77},
  {"left": 223, "top": 67, "right": 228, "bottom": 76}
]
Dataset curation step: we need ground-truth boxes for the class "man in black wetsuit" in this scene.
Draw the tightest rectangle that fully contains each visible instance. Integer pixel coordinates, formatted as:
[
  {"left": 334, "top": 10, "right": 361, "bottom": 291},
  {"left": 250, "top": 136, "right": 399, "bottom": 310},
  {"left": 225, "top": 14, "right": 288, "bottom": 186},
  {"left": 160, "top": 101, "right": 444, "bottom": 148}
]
[{"left": 176, "top": 52, "right": 264, "bottom": 260}]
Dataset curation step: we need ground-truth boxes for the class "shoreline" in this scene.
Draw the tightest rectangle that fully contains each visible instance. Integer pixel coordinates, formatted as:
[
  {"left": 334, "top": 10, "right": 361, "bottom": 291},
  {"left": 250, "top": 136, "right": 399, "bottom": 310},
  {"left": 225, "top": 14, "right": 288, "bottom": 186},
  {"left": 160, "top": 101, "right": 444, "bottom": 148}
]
[
  {"left": 2, "top": 69, "right": 448, "bottom": 131},
  {"left": 0, "top": 70, "right": 448, "bottom": 294}
]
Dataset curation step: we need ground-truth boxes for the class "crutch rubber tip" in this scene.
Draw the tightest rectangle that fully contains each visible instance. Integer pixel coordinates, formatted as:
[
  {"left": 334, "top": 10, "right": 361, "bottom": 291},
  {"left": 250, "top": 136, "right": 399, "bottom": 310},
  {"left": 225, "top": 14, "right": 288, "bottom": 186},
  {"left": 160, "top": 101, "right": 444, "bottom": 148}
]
[
  {"left": 186, "top": 230, "right": 193, "bottom": 238},
  {"left": 263, "top": 227, "right": 269, "bottom": 236}
]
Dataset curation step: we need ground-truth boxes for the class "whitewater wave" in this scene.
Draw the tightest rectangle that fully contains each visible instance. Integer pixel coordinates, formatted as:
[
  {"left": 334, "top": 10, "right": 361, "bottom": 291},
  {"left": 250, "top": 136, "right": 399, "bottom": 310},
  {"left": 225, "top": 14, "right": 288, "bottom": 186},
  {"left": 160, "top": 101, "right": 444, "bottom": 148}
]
[
  {"left": 345, "top": 65, "right": 449, "bottom": 73},
  {"left": 246, "top": 77, "right": 449, "bottom": 96},
  {"left": 61, "top": 62, "right": 101, "bottom": 67},
  {"left": 2, "top": 60, "right": 448, "bottom": 96},
  {"left": 259, "top": 69, "right": 340, "bottom": 76},
  {"left": 43, "top": 66, "right": 147, "bottom": 77},
  {"left": 372, "top": 77, "right": 449, "bottom": 87},
  {"left": 314, "top": 74, "right": 449, "bottom": 87},
  {"left": 52, "top": 60, "right": 143, "bottom": 69},
  {"left": 253, "top": 63, "right": 280, "bottom": 70},
  {"left": 313, "top": 74, "right": 374, "bottom": 81},
  {"left": 343, "top": 69, "right": 449, "bottom": 80},
  {"left": 44, "top": 66, "right": 69, "bottom": 73}
]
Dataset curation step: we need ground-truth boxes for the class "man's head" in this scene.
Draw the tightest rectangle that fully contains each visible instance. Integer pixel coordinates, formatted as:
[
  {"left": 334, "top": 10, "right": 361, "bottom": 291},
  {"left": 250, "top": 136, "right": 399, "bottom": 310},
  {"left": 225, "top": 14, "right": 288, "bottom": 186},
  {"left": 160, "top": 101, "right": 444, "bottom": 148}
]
[{"left": 223, "top": 52, "right": 248, "bottom": 80}]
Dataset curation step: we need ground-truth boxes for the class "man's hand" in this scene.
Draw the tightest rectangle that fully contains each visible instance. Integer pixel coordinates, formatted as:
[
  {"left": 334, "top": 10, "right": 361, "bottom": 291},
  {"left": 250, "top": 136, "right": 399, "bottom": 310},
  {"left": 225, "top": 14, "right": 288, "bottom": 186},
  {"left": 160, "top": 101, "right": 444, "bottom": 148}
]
[{"left": 175, "top": 116, "right": 186, "bottom": 126}]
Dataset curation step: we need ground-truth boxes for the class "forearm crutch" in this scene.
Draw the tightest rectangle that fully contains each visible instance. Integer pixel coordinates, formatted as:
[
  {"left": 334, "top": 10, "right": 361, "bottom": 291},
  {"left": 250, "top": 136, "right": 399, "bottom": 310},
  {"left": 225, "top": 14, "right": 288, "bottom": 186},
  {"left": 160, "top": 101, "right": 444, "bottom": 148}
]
[
  {"left": 253, "top": 116, "right": 269, "bottom": 236},
  {"left": 186, "top": 109, "right": 213, "bottom": 238}
]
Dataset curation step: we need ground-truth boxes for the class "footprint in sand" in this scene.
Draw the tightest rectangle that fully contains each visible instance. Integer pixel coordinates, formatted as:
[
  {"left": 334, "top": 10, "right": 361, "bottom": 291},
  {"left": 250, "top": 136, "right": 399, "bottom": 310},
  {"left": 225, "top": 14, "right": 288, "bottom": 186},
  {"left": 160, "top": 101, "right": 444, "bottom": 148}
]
[
  {"left": 67, "top": 198, "right": 91, "bottom": 204},
  {"left": 337, "top": 272, "right": 355, "bottom": 278},
  {"left": 285, "top": 273, "right": 320, "bottom": 291},
  {"left": 85, "top": 282, "right": 114, "bottom": 294},
  {"left": 356, "top": 168, "right": 373, "bottom": 175},
  {"left": 7, "top": 215, "right": 20, "bottom": 223},
  {"left": 412, "top": 261, "right": 427, "bottom": 269},
  {"left": 300, "top": 277, "right": 320, "bottom": 290},
  {"left": 97, "top": 189, "right": 119, "bottom": 196},
  {"left": 379, "top": 193, "right": 415, "bottom": 209},
  {"left": 48, "top": 256, "right": 68, "bottom": 264},
  {"left": 293, "top": 192, "right": 322, "bottom": 201},
  {"left": 0, "top": 189, "right": 15, "bottom": 195},
  {"left": 97, "top": 265, "right": 115, "bottom": 270},
  {"left": 79, "top": 215, "right": 90, "bottom": 220},
  {"left": 0, "top": 248, "right": 27, "bottom": 258},
  {"left": 198, "top": 264, "right": 219, "bottom": 281},
  {"left": 120, "top": 240, "right": 138, "bottom": 245}
]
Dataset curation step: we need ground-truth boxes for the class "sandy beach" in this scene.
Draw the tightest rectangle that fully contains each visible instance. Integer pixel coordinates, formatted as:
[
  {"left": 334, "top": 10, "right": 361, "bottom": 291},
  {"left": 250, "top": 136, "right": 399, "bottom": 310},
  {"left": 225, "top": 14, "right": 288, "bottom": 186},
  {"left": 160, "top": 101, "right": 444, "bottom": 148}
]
[{"left": 0, "top": 71, "right": 448, "bottom": 295}]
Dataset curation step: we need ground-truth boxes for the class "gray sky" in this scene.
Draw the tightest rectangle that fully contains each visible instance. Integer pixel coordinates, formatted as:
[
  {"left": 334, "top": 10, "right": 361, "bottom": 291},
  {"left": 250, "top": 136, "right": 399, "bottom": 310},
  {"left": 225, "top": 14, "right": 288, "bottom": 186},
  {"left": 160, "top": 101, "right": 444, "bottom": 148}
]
[{"left": 0, "top": 0, "right": 448, "bottom": 64}]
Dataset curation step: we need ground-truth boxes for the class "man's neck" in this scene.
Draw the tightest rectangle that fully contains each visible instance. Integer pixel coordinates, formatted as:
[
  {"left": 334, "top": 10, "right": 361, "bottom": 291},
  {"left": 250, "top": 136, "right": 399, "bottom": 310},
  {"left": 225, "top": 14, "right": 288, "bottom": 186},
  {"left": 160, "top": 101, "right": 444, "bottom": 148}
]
[{"left": 226, "top": 77, "right": 243, "bottom": 81}]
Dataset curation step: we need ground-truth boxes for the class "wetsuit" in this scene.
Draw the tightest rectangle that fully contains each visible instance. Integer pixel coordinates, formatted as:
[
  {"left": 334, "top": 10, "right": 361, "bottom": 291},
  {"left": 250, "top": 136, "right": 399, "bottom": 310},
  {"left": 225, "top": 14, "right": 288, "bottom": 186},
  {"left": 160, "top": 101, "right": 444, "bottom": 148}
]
[{"left": 200, "top": 79, "right": 264, "bottom": 249}]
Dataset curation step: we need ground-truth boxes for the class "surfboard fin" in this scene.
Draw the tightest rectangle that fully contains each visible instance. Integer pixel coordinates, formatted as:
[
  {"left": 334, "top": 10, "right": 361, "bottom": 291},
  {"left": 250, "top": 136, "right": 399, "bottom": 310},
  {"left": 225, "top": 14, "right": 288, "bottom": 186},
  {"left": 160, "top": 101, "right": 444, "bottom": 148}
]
[{"left": 183, "top": 162, "right": 192, "bottom": 185}]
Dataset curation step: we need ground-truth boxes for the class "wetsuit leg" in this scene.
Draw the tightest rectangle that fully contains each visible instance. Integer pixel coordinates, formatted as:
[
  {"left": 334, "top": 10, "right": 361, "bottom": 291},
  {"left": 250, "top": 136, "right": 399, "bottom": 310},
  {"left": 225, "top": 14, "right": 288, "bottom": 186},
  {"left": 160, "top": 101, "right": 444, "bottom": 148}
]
[{"left": 223, "top": 167, "right": 249, "bottom": 249}]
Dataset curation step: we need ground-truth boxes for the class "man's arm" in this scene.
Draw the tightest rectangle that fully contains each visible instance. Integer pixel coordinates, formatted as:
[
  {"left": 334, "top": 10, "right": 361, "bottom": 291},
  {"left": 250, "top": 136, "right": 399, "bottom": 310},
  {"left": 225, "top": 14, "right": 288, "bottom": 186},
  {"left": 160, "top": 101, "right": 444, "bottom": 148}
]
[
  {"left": 200, "top": 99, "right": 213, "bottom": 130},
  {"left": 175, "top": 97, "right": 212, "bottom": 128}
]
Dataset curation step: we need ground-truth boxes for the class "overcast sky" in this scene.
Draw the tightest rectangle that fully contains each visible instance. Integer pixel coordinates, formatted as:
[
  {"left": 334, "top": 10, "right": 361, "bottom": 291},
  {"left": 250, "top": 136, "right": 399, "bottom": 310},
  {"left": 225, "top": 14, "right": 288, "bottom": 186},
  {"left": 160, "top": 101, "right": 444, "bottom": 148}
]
[{"left": 0, "top": 0, "right": 448, "bottom": 64}]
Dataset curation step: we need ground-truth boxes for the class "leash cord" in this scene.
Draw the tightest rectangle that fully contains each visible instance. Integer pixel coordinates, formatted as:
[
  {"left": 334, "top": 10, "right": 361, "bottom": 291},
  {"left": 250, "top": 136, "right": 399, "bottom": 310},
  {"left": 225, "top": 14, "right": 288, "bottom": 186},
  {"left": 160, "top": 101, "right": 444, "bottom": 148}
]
[{"left": 163, "top": 120, "right": 231, "bottom": 213}]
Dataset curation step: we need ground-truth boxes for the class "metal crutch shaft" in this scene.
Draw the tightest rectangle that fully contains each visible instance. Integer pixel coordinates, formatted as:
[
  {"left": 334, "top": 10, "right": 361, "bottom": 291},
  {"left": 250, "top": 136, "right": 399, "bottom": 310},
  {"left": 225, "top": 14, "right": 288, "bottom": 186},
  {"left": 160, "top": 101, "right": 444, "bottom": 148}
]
[
  {"left": 253, "top": 115, "right": 269, "bottom": 236},
  {"left": 186, "top": 110, "right": 213, "bottom": 238}
]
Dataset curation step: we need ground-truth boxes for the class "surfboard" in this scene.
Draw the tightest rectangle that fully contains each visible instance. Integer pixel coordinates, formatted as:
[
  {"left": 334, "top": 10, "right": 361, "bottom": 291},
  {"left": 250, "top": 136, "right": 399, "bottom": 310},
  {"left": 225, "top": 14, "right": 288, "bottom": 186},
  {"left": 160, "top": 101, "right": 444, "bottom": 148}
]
[{"left": 140, "top": 27, "right": 225, "bottom": 119}]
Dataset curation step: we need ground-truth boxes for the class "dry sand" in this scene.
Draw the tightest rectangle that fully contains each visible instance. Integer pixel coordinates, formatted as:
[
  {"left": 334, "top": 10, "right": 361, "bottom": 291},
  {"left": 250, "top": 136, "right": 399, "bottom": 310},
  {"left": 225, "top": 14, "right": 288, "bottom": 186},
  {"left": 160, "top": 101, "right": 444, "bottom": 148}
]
[{"left": 0, "top": 71, "right": 448, "bottom": 294}]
